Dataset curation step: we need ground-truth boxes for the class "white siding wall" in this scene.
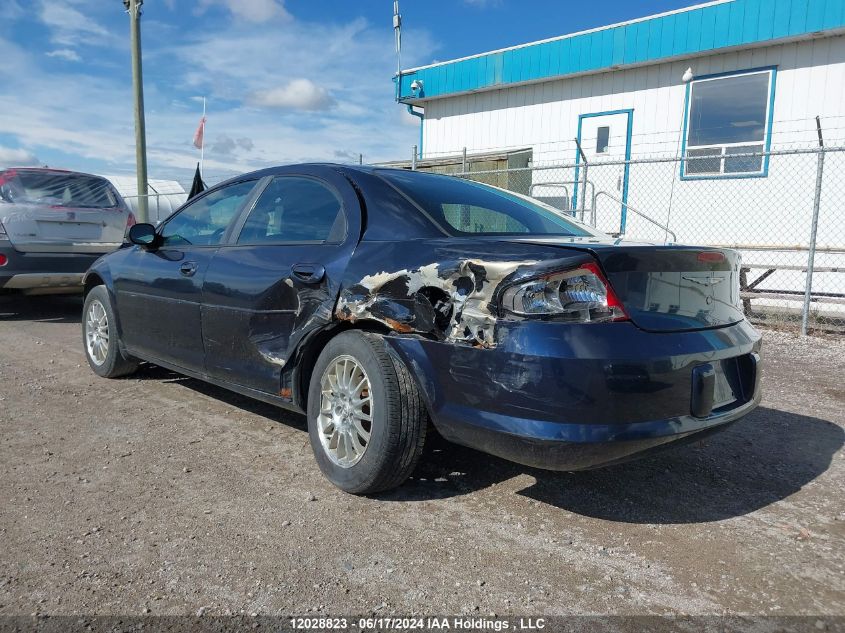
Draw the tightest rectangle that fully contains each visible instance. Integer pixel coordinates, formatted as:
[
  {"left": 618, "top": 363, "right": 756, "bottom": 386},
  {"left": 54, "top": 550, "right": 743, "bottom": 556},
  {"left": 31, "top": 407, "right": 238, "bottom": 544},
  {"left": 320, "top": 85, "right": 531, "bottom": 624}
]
[
  {"left": 422, "top": 35, "right": 845, "bottom": 160},
  {"left": 419, "top": 35, "right": 845, "bottom": 298}
]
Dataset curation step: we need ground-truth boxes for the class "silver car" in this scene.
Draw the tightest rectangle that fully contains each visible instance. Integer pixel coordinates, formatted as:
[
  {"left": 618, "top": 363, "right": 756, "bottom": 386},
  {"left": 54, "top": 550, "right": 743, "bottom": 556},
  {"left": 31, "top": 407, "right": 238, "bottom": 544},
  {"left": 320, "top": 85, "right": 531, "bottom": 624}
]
[{"left": 0, "top": 168, "right": 134, "bottom": 294}]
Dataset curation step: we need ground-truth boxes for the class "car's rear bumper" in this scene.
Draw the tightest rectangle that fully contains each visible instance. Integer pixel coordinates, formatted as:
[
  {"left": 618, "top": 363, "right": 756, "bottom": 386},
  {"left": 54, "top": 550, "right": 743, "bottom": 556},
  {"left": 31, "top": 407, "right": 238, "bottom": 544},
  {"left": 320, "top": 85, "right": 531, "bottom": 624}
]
[
  {"left": 0, "top": 245, "right": 100, "bottom": 291},
  {"left": 386, "top": 319, "right": 762, "bottom": 471}
]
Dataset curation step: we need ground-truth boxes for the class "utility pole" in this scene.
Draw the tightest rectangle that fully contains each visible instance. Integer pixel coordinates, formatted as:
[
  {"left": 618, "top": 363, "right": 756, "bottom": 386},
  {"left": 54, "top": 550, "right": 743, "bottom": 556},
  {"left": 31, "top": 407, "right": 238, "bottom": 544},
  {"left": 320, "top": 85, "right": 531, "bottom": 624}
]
[{"left": 124, "top": 0, "right": 149, "bottom": 223}]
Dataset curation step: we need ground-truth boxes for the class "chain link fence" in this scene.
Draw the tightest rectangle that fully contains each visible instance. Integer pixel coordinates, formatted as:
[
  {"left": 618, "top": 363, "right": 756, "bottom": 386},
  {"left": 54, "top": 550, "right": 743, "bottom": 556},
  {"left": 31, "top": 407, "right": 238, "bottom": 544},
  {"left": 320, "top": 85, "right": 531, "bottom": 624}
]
[
  {"left": 416, "top": 145, "right": 845, "bottom": 335},
  {"left": 122, "top": 145, "right": 843, "bottom": 335}
]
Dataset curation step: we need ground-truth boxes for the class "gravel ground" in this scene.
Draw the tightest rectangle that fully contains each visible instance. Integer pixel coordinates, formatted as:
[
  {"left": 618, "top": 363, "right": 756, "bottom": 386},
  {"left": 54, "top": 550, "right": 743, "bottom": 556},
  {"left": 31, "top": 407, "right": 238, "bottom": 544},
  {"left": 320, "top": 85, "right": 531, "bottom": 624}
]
[{"left": 0, "top": 295, "right": 843, "bottom": 617}]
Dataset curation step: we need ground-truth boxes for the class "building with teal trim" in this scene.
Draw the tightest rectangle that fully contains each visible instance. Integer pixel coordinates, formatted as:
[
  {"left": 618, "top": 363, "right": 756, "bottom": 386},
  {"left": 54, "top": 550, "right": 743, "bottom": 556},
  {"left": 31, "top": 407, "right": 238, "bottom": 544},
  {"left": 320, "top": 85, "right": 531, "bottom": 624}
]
[
  {"left": 394, "top": 0, "right": 845, "bottom": 315},
  {"left": 395, "top": 0, "right": 845, "bottom": 237}
]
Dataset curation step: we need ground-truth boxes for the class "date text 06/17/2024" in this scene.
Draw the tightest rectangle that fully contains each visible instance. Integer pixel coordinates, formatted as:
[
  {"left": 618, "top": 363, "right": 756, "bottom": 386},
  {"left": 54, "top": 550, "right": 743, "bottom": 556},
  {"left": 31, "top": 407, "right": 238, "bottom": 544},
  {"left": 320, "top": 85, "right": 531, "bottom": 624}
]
[{"left": 289, "top": 616, "right": 547, "bottom": 630}]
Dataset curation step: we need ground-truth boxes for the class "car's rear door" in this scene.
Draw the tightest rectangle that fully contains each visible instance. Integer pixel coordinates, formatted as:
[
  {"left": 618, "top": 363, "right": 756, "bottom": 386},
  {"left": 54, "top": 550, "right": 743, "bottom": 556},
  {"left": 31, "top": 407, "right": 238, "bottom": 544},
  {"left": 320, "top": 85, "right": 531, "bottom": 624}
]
[
  {"left": 201, "top": 166, "right": 362, "bottom": 395},
  {"left": 113, "top": 178, "right": 260, "bottom": 371}
]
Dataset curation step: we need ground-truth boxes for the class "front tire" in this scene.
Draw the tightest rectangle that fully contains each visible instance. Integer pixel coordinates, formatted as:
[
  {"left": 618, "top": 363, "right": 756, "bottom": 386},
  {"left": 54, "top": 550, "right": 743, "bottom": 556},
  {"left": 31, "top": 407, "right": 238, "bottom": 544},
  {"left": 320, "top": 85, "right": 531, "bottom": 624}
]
[
  {"left": 307, "top": 331, "right": 427, "bottom": 494},
  {"left": 82, "top": 285, "right": 139, "bottom": 378}
]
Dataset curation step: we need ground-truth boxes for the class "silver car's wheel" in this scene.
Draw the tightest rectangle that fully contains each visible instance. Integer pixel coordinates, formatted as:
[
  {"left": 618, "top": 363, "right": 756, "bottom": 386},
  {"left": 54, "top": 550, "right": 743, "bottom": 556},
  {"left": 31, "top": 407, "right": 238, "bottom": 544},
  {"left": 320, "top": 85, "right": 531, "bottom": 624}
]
[
  {"left": 85, "top": 299, "right": 110, "bottom": 366},
  {"left": 317, "top": 355, "right": 373, "bottom": 468}
]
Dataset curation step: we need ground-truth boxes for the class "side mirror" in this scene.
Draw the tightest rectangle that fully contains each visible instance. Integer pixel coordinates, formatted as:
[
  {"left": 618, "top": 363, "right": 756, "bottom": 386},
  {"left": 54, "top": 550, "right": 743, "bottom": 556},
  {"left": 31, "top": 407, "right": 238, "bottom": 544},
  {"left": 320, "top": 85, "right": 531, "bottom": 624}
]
[{"left": 128, "top": 223, "right": 159, "bottom": 248}]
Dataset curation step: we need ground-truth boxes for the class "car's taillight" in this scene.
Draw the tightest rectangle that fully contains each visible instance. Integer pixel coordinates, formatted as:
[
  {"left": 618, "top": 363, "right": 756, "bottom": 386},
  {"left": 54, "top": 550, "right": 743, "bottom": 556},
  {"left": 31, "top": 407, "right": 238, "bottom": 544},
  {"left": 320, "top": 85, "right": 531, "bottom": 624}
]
[
  {"left": 500, "top": 261, "right": 628, "bottom": 323},
  {"left": 0, "top": 254, "right": 7, "bottom": 266},
  {"left": 126, "top": 211, "right": 137, "bottom": 228},
  {"left": 0, "top": 222, "right": 8, "bottom": 241}
]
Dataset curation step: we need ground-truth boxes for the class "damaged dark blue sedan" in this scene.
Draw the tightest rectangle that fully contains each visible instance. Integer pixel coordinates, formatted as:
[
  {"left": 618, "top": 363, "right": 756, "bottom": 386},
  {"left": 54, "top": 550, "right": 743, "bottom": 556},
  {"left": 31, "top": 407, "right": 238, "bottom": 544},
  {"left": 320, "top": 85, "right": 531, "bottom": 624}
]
[{"left": 81, "top": 165, "right": 762, "bottom": 494}]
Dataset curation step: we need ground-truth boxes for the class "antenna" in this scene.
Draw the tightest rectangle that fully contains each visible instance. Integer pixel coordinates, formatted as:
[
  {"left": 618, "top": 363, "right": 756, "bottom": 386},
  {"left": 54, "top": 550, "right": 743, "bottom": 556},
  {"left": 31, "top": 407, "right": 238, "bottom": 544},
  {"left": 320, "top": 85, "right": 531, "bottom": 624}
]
[{"left": 393, "top": 0, "right": 402, "bottom": 99}]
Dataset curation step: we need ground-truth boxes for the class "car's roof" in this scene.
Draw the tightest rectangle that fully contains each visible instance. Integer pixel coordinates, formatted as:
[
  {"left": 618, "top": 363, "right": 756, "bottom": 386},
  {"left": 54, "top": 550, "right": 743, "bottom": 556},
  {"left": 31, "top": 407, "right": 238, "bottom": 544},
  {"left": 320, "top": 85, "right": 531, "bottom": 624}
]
[
  {"left": 1, "top": 166, "right": 108, "bottom": 180},
  {"left": 216, "top": 163, "right": 411, "bottom": 183}
]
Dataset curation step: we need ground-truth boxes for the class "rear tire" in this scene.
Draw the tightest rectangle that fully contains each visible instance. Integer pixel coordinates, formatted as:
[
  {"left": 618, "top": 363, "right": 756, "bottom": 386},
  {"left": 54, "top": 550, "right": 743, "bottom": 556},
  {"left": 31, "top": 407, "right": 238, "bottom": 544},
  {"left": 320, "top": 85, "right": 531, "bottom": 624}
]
[
  {"left": 82, "top": 285, "right": 139, "bottom": 378},
  {"left": 307, "top": 331, "right": 427, "bottom": 494}
]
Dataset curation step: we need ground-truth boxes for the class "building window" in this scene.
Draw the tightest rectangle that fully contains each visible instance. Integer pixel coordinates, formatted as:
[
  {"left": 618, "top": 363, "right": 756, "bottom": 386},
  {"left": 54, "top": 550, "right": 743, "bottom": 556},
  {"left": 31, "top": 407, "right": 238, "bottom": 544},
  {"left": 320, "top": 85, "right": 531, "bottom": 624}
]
[
  {"left": 596, "top": 126, "right": 610, "bottom": 154},
  {"left": 683, "top": 68, "right": 775, "bottom": 178}
]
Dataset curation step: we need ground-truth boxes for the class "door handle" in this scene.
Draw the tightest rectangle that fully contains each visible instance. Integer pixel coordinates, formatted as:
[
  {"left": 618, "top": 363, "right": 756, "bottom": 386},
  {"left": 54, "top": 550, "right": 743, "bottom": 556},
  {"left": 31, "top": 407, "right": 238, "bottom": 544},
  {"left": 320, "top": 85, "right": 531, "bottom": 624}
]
[
  {"left": 291, "top": 263, "right": 326, "bottom": 284},
  {"left": 180, "top": 261, "right": 198, "bottom": 277}
]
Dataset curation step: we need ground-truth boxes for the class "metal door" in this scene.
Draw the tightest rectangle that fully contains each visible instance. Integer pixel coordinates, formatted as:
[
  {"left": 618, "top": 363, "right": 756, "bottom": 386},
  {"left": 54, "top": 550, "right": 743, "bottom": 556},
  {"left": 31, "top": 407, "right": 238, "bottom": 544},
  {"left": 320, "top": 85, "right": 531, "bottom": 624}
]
[{"left": 573, "top": 109, "right": 633, "bottom": 234}]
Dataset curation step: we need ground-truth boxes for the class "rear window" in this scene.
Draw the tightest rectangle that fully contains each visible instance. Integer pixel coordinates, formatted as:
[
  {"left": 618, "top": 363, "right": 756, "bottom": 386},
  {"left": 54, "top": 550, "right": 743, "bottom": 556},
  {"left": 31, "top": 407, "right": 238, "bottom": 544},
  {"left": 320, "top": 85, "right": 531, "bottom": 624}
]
[
  {"left": 376, "top": 170, "right": 593, "bottom": 237},
  {"left": 0, "top": 170, "right": 119, "bottom": 208}
]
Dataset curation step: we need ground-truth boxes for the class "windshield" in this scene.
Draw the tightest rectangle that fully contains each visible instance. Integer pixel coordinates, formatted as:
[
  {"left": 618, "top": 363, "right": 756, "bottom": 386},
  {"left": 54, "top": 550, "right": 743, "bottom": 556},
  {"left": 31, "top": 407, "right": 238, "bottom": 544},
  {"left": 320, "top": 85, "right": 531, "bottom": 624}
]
[
  {"left": 376, "top": 169, "right": 595, "bottom": 238},
  {"left": 0, "top": 170, "right": 119, "bottom": 208}
]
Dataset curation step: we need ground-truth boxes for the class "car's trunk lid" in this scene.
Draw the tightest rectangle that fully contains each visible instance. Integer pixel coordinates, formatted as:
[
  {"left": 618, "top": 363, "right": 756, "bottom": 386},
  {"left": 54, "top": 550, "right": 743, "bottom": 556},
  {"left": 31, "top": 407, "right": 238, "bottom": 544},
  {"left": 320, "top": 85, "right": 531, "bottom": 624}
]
[{"left": 504, "top": 237, "right": 744, "bottom": 332}]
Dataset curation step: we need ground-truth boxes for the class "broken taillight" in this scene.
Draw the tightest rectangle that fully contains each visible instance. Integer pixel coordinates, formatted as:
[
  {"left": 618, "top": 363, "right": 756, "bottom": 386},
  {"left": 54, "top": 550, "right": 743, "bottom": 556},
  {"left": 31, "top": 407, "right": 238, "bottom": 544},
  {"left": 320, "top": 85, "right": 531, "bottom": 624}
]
[
  {"left": 500, "top": 261, "right": 628, "bottom": 323},
  {"left": 0, "top": 222, "right": 8, "bottom": 241}
]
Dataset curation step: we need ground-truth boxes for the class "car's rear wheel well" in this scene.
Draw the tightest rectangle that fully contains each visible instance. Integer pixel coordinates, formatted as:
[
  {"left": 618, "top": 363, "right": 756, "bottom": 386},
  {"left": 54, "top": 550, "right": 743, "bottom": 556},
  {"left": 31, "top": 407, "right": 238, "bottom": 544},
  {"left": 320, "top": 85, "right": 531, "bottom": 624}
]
[
  {"left": 292, "top": 319, "right": 392, "bottom": 410},
  {"left": 416, "top": 286, "right": 453, "bottom": 331}
]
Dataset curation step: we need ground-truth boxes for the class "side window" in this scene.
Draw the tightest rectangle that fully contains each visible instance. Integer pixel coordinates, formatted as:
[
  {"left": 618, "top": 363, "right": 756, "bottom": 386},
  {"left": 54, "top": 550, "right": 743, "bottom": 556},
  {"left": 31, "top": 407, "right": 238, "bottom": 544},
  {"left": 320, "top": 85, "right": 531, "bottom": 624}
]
[
  {"left": 683, "top": 68, "right": 775, "bottom": 177},
  {"left": 161, "top": 180, "right": 257, "bottom": 246},
  {"left": 237, "top": 176, "right": 344, "bottom": 244},
  {"left": 596, "top": 126, "right": 610, "bottom": 154}
]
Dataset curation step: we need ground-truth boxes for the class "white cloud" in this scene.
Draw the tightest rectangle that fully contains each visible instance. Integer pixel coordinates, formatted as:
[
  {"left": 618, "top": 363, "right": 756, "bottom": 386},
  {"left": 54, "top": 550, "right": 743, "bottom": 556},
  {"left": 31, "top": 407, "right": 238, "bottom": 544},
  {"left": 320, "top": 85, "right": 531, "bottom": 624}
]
[
  {"left": 210, "top": 135, "right": 255, "bottom": 155},
  {"left": 333, "top": 149, "right": 359, "bottom": 163},
  {"left": 38, "top": 1, "right": 110, "bottom": 47},
  {"left": 198, "top": 0, "right": 290, "bottom": 23},
  {"left": 0, "top": 145, "right": 39, "bottom": 167},
  {"left": 248, "top": 78, "right": 335, "bottom": 111},
  {"left": 0, "top": 10, "right": 441, "bottom": 186},
  {"left": 46, "top": 48, "right": 82, "bottom": 62}
]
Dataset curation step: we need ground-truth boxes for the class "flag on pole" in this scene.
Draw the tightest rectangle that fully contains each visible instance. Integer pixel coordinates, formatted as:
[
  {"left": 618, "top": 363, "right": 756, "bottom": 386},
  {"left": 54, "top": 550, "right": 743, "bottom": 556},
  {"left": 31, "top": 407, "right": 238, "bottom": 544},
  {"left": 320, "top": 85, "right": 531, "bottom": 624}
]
[
  {"left": 188, "top": 163, "right": 205, "bottom": 199},
  {"left": 192, "top": 116, "right": 206, "bottom": 150}
]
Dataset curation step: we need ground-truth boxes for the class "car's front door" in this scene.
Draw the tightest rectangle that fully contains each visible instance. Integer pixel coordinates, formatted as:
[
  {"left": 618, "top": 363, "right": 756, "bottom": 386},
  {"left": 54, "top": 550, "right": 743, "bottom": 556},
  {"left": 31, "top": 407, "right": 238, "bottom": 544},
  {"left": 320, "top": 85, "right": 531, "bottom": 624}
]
[
  {"left": 201, "top": 168, "right": 361, "bottom": 394},
  {"left": 114, "top": 179, "right": 260, "bottom": 370}
]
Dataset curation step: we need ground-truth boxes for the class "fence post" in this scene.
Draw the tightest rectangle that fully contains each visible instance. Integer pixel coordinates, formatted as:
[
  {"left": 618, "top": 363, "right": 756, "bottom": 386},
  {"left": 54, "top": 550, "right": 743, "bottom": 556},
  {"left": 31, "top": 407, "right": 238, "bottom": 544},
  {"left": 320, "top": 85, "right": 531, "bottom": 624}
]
[
  {"left": 462, "top": 147, "right": 467, "bottom": 174},
  {"left": 411, "top": 145, "right": 417, "bottom": 170},
  {"left": 801, "top": 118, "right": 825, "bottom": 336}
]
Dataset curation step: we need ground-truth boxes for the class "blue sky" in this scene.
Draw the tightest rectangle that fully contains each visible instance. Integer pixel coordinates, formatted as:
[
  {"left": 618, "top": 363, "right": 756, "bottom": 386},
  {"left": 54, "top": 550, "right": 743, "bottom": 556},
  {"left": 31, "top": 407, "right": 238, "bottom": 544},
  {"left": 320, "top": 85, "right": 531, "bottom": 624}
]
[{"left": 0, "top": 0, "right": 702, "bottom": 184}]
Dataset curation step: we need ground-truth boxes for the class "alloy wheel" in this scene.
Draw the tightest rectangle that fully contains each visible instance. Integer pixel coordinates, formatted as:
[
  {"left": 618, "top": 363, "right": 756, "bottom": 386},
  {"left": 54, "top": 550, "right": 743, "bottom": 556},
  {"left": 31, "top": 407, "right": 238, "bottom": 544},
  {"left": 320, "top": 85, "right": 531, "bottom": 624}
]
[
  {"left": 85, "top": 299, "right": 110, "bottom": 366},
  {"left": 317, "top": 355, "right": 373, "bottom": 468}
]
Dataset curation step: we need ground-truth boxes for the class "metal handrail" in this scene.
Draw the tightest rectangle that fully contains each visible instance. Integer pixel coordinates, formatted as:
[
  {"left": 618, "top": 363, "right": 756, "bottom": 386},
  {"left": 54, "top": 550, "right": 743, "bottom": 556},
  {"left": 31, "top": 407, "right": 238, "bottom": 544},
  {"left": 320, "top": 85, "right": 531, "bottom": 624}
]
[
  {"left": 593, "top": 191, "right": 678, "bottom": 243},
  {"left": 528, "top": 182, "right": 570, "bottom": 199},
  {"left": 529, "top": 181, "right": 571, "bottom": 214},
  {"left": 529, "top": 180, "right": 596, "bottom": 220}
]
